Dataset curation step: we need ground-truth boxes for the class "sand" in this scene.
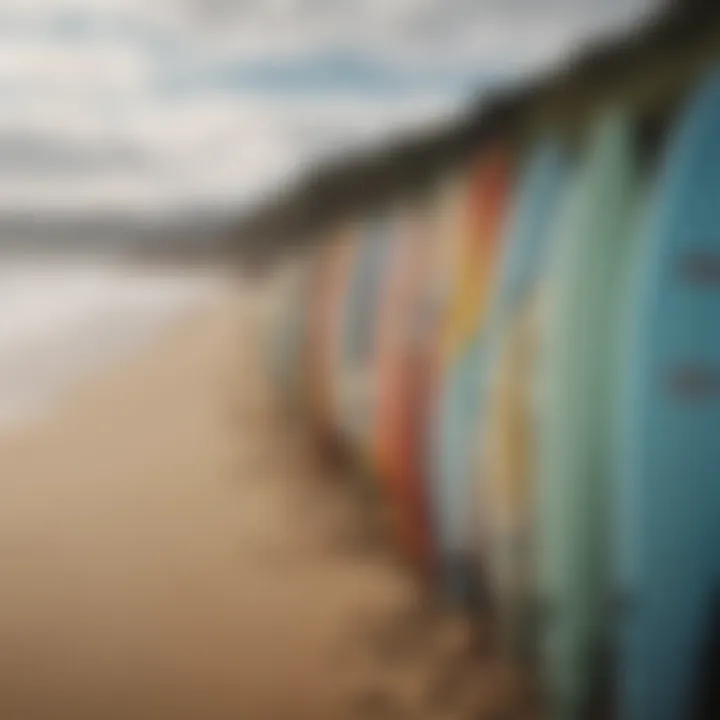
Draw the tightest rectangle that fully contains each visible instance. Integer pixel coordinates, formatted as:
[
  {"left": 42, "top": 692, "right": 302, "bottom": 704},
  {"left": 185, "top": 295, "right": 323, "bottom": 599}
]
[{"left": 0, "top": 278, "right": 531, "bottom": 720}]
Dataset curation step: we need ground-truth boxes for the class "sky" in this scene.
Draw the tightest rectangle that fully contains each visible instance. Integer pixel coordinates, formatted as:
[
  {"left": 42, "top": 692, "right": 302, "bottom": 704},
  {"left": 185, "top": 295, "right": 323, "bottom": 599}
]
[{"left": 0, "top": 0, "right": 663, "bottom": 220}]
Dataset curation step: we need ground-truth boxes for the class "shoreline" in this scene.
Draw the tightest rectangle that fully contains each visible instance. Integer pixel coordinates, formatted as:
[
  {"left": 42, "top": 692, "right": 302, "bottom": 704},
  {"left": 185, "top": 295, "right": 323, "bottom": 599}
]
[{"left": 0, "top": 262, "right": 225, "bottom": 434}]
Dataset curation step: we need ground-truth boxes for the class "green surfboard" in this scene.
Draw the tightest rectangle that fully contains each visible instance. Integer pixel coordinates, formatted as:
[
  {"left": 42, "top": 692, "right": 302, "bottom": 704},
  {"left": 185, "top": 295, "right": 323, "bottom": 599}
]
[{"left": 535, "top": 112, "right": 641, "bottom": 719}]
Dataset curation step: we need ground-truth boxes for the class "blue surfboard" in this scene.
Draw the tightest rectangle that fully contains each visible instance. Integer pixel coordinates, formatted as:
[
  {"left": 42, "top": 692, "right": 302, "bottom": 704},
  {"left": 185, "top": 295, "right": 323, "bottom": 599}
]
[
  {"left": 337, "top": 215, "right": 398, "bottom": 462},
  {"left": 486, "top": 140, "right": 569, "bottom": 338},
  {"left": 428, "top": 150, "right": 515, "bottom": 605},
  {"left": 615, "top": 70, "right": 720, "bottom": 720}
]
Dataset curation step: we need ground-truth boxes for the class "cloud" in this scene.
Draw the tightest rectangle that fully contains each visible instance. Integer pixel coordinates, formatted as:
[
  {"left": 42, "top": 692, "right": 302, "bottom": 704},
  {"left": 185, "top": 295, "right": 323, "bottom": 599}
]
[
  {"left": 0, "top": 0, "right": 662, "bottom": 217},
  {"left": 157, "top": 50, "right": 489, "bottom": 97},
  {"left": 0, "top": 131, "right": 152, "bottom": 175},
  {"left": 171, "top": 0, "right": 662, "bottom": 71}
]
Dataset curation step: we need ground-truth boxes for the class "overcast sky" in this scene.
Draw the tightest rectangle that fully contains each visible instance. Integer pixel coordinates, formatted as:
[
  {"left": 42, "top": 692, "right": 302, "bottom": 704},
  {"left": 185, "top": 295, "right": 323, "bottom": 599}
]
[{"left": 0, "top": 0, "right": 662, "bottom": 219}]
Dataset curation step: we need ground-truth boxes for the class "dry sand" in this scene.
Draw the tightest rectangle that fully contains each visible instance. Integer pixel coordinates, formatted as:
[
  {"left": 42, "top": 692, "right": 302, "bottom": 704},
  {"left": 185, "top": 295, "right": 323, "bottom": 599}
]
[{"left": 0, "top": 279, "right": 531, "bottom": 720}]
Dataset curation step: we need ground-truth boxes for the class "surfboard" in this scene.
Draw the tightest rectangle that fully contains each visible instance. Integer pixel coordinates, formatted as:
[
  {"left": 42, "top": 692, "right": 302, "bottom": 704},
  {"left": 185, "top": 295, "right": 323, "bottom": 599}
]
[
  {"left": 326, "top": 232, "right": 362, "bottom": 435},
  {"left": 423, "top": 171, "right": 473, "bottom": 462},
  {"left": 429, "top": 146, "right": 515, "bottom": 603},
  {"left": 335, "top": 214, "right": 398, "bottom": 465},
  {"left": 373, "top": 175, "right": 474, "bottom": 577},
  {"left": 269, "top": 258, "right": 316, "bottom": 414},
  {"left": 472, "top": 140, "right": 568, "bottom": 659},
  {"left": 426, "top": 175, "right": 471, "bottom": 329},
  {"left": 372, "top": 203, "right": 439, "bottom": 574},
  {"left": 534, "top": 112, "right": 640, "bottom": 719},
  {"left": 307, "top": 227, "right": 359, "bottom": 448},
  {"left": 615, "top": 70, "right": 720, "bottom": 720},
  {"left": 306, "top": 239, "right": 339, "bottom": 431}
]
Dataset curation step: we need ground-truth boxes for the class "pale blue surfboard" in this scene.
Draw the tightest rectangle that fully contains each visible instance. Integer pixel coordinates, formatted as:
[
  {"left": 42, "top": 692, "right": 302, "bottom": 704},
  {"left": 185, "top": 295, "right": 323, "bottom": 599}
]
[
  {"left": 337, "top": 216, "right": 397, "bottom": 459},
  {"left": 486, "top": 140, "right": 568, "bottom": 339},
  {"left": 428, "top": 157, "right": 515, "bottom": 606},
  {"left": 471, "top": 139, "right": 568, "bottom": 653},
  {"left": 615, "top": 69, "right": 720, "bottom": 720}
]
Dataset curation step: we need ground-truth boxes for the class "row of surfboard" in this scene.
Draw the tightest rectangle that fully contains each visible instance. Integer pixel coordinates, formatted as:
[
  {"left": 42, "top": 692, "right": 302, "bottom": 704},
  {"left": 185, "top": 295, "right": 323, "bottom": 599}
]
[{"left": 267, "top": 70, "right": 720, "bottom": 719}]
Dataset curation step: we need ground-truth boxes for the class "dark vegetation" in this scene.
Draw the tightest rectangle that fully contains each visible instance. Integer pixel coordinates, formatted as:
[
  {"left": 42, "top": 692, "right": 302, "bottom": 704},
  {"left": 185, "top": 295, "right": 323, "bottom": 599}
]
[{"left": 223, "top": 0, "right": 720, "bottom": 268}]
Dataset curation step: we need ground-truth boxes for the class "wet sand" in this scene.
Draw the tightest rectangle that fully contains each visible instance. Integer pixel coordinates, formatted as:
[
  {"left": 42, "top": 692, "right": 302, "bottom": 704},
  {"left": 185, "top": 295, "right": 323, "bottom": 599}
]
[{"left": 0, "top": 280, "right": 529, "bottom": 720}]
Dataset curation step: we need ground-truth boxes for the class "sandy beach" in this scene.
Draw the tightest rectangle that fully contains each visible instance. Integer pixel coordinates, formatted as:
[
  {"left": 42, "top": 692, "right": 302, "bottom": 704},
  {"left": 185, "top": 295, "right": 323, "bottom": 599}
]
[{"left": 0, "top": 278, "right": 528, "bottom": 720}]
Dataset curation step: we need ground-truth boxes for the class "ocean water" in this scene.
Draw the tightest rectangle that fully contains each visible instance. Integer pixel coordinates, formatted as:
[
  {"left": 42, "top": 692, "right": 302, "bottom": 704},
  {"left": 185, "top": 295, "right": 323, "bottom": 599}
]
[{"left": 0, "top": 257, "right": 221, "bottom": 430}]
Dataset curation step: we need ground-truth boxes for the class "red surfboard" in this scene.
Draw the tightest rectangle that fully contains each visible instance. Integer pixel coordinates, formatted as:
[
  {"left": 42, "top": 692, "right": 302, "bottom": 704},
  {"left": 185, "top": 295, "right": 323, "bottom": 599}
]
[{"left": 373, "top": 208, "right": 436, "bottom": 573}]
